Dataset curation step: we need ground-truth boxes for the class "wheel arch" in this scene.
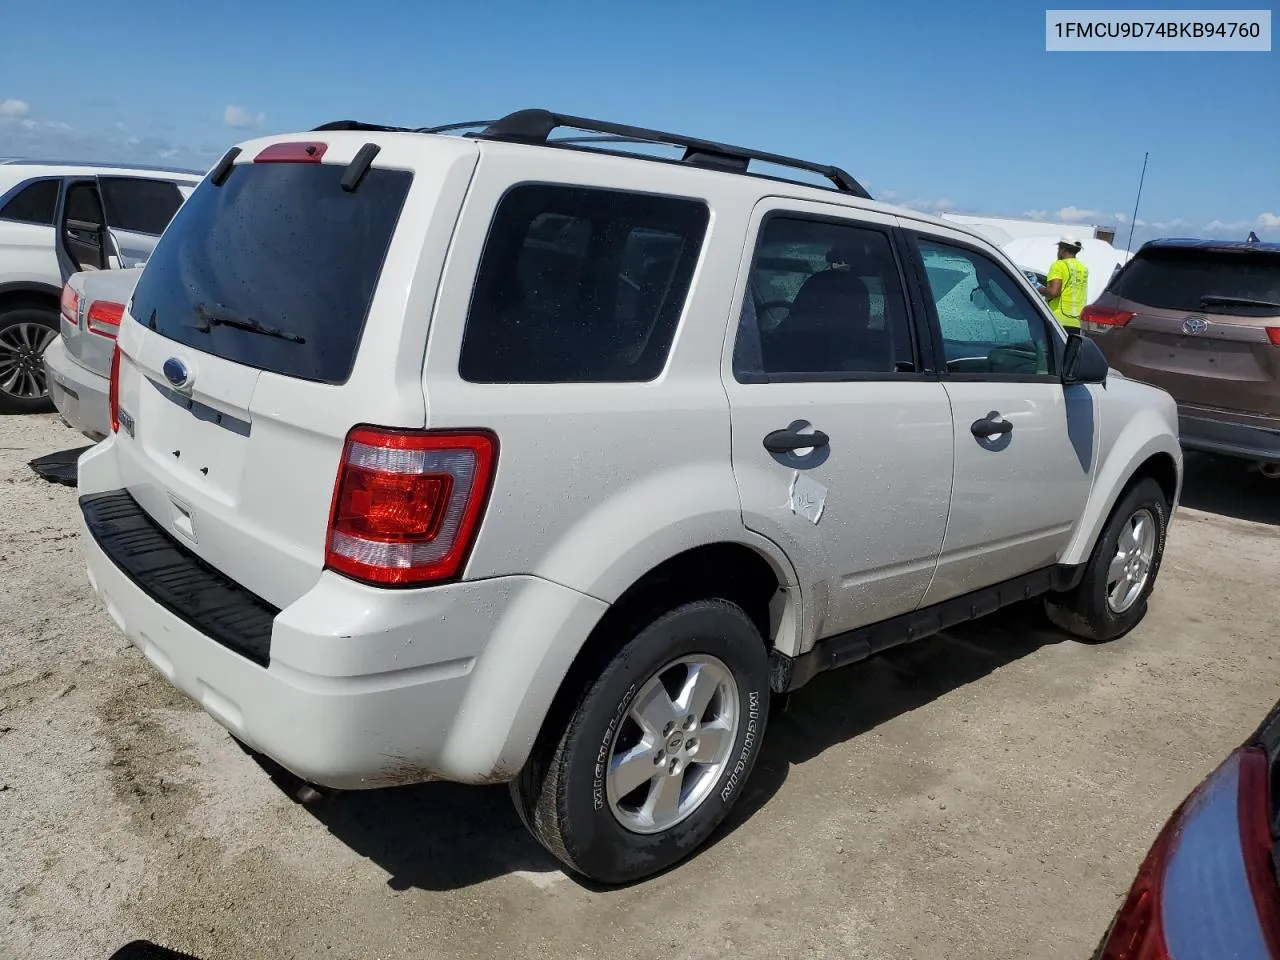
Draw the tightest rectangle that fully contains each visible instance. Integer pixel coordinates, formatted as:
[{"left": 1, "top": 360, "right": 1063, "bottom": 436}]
[
  {"left": 0, "top": 280, "right": 61, "bottom": 315},
  {"left": 1062, "top": 428, "right": 1182, "bottom": 567}
]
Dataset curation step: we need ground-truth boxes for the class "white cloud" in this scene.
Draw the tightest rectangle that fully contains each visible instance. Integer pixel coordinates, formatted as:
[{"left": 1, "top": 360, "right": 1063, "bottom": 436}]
[
  {"left": 880, "top": 189, "right": 898, "bottom": 200},
  {"left": 1056, "top": 206, "right": 1101, "bottom": 223},
  {"left": 1113, "top": 212, "right": 1128, "bottom": 224},
  {"left": 1151, "top": 218, "right": 1189, "bottom": 231},
  {"left": 223, "top": 104, "right": 266, "bottom": 129},
  {"left": 1134, "top": 219, "right": 1147, "bottom": 227},
  {"left": 1258, "top": 212, "right": 1280, "bottom": 228},
  {"left": 159, "top": 148, "right": 179, "bottom": 159},
  {"left": 902, "top": 197, "right": 956, "bottom": 213},
  {"left": 1204, "top": 219, "right": 1251, "bottom": 233},
  {"left": 0, "top": 99, "right": 30, "bottom": 119},
  {"left": 1023, "top": 209, "right": 1048, "bottom": 221}
]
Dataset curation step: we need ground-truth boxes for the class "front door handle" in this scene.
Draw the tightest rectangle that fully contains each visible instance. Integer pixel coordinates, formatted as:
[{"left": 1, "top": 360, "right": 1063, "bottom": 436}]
[
  {"left": 970, "top": 413, "right": 1013, "bottom": 439},
  {"left": 763, "top": 427, "right": 830, "bottom": 453}
]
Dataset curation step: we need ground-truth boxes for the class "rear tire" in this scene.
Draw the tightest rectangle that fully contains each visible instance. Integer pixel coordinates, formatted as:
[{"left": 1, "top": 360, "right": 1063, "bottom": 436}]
[
  {"left": 0, "top": 306, "right": 59, "bottom": 414},
  {"left": 1045, "top": 478, "right": 1169, "bottom": 642},
  {"left": 511, "top": 599, "right": 770, "bottom": 884}
]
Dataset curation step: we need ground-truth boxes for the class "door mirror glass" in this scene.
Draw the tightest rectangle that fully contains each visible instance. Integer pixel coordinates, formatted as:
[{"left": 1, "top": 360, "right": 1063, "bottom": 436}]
[{"left": 1062, "top": 332, "right": 1109, "bottom": 384}]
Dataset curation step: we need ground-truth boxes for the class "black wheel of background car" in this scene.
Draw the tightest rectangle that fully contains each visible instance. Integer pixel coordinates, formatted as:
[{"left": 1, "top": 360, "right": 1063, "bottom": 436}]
[
  {"left": 1045, "top": 477, "right": 1169, "bottom": 642},
  {"left": 0, "top": 306, "right": 59, "bottom": 414},
  {"left": 511, "top": 599, "right": 770, "bottom": 885}
]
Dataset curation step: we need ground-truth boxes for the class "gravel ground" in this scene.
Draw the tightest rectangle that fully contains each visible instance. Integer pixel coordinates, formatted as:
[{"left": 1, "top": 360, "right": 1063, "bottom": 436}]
[{"left": 2, "top": 411, "right": 1278, "bottom": 960}]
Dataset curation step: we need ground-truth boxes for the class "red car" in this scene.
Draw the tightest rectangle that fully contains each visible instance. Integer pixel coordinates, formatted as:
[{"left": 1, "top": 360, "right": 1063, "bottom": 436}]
[{"left": 1096, "top": 700, "right": 1280, "bottom": 958}]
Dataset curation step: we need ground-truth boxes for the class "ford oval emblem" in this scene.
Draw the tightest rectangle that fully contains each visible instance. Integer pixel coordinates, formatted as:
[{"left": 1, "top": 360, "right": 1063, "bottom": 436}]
[
  {"left": 162, "top": 357, "right": 191, "bottom": 387},
  {"left": 1182, "top": 317, "right": 1209, "bottom": 336}
]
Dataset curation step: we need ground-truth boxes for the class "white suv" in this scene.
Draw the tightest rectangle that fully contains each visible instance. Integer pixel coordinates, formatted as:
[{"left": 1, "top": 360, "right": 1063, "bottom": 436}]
[
  {"left": 0, "top": 160, "right": 201, "bottom": 412},
  {"left": 77, "top": 111, "right": 1182, "bottom": 884}
]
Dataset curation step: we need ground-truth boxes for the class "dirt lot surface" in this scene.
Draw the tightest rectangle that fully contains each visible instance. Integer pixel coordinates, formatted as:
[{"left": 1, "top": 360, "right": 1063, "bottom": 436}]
[{"left": 2, "top": 411, "right": 1279, "bottom": 960}]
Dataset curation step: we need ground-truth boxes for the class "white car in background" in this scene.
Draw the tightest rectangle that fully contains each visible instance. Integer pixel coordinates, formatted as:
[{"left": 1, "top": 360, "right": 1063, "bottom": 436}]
[
  {"left": 0, "top": 160, "right": 202, "bottom": 413},
  {"left": 45, "top": 267, "right": 143, "bottom": 441}
]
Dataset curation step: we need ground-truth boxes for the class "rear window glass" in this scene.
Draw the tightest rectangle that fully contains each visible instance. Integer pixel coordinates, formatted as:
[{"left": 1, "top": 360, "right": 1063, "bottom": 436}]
[
  {"left": 459, "top": 184, "right": 709, "bottom": 383},
  {"left": 1113, "top": 247, "right": 1280, "bottom": 316},
  {"left": 130, "top": 162, "right": 411, "bottom": 383}
]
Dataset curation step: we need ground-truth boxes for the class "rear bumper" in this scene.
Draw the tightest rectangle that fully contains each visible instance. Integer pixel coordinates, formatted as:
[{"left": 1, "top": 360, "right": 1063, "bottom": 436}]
[
  {"left": 43, "top": 336, "right": 110, "bottom": 442},
  {"left": 78, "top": 441, "right": 608, "bottom": 789},
  {"left": 1179, "top": 408, "right": 1280, "bottom": 464}
]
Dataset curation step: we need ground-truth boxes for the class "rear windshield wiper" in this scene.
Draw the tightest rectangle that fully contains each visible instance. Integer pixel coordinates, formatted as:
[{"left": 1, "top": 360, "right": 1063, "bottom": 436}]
[
  {"left": 191, "top": 303, "right": 306, "bottom": 344},
  {"left": 1199, "top": 294, "right": 1280, "bottom": 310}
]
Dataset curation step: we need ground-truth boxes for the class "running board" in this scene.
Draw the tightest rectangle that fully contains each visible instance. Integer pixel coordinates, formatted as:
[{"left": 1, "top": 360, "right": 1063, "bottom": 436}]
[{"left": 770, "top": 563, "right": 1083, "bottom": 693}]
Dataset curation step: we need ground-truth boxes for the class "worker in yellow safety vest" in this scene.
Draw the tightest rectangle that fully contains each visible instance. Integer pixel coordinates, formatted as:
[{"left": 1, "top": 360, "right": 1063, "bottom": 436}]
[{"left": 1038, "top": 234, "right": 1089, "bottom": 329}]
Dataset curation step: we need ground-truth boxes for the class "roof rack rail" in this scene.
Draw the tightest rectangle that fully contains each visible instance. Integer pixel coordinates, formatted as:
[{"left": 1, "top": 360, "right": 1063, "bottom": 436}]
[{"left": 477, "top": 109, "right": 871, "bottom": 199}]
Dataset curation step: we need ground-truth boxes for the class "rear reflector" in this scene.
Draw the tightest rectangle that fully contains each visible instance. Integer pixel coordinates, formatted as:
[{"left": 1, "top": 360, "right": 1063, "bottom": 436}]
[
  {"left": 60, "top": 284, "right": 79, "bottom": 323},
  {"left": 1081, "top": 305, "right": 1136, "bottom": 332},
  {"left": 86, "top": 301, "right": 124, "bottom": 339},
  {"left": 108, "top": 345, "right": 121, "bottom": 434},
  {"left": 1267, "top": 328, "right": 1280, "bottom": 346},
  {"left": 325, "top": 428, "right": 497, "bottom": 586},
  {"left": 254, "top": 141, "right": 328, "bottom": 163}
]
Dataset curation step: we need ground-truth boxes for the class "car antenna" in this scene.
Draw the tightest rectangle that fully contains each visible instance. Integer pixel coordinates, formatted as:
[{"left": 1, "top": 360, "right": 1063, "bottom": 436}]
[{"left": 1125, "top": 151, "right": 1149, "bottom": 255}]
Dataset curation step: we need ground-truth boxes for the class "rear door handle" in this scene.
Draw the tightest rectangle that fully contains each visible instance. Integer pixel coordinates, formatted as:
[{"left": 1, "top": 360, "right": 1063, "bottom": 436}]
[
  {"left": 970, "top": 413, "right": 1013, "bottom": 439},
  {"left": 763, "top": 427, "right": 830, "bottom": 453}
]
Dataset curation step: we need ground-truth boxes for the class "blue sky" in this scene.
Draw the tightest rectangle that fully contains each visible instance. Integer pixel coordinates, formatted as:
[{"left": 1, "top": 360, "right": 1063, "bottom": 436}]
[{"left": 2, "top": 0, "right": 1276, "bottom": 246}]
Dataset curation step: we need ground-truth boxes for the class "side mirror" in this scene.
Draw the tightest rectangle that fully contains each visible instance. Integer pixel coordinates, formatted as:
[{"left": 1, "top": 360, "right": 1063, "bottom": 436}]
[{"left": 1062, "top": 332, "right": 1109, "bottom": 385}]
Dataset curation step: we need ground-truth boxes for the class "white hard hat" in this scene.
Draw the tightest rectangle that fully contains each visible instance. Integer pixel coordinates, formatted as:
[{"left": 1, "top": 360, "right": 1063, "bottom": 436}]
[{"left": 1059, "top": 233, "right": 1083, "bottom": 249}]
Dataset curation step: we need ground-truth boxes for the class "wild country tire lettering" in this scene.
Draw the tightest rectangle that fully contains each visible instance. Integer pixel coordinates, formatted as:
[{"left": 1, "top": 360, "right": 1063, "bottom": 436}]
[{"left": 720, "top": 690, "right": 761, "bottom": 803}]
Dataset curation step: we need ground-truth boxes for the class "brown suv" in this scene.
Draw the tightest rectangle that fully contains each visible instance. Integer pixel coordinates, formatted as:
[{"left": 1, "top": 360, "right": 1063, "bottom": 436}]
[{"left": 1083, "top": 239, "right": 1280, "bottom": 475}]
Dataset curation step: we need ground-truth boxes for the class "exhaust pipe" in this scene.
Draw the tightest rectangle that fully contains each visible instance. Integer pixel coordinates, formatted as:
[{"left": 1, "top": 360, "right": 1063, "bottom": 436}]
[{"left": 1257, "top": 461, "right": 1280, "bottom": 479}]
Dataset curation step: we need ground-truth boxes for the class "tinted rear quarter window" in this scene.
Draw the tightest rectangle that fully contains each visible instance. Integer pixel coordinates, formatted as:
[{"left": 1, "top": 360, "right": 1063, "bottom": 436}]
[
  {"left": 459, "top": 185, "right": 709, "bottom": 383},
  {"left": 100, "top": 177, "right": 184, "bottom": 234},
  {"left": 130, "top": 163, "right": 412, "bottom": 383},
  {"left": 1114, "top": 247, "right": 1280, "bottom": 316},
  {"left": 0, "top": 178, "right": 59, "bottom": 225}
]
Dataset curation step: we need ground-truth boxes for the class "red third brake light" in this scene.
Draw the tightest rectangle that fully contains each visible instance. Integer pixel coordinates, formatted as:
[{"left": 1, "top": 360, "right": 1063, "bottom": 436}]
[
  {"left": 326, "top": 428, "right": 498, "bottom": 586},
  {"left": 254, "top": 141, "right": 328, "bottom": 163},
  {"left": 86, "top": 301, "right": 125, "bottom": 339},
  {"left": 1081, "top": 305, "right": 1136, "bottom": 332},
  {"left": 108, "top": 345, "right": 121, "bottom": 434},
  {"left": 1266, "top": 328, "right": 1280, "bottom": 346}
]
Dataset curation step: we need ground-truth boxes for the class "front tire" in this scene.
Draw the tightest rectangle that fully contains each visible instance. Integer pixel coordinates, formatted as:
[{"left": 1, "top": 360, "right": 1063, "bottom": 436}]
[
  {"left": 1045, "top": 477, "right": 1169, "bottom": 642},
  {"left": 511, "top": 599, "right": 770, "bottom": 884},
  {"left": 0, "top": 306, "right": 59, "bottom": 414}
]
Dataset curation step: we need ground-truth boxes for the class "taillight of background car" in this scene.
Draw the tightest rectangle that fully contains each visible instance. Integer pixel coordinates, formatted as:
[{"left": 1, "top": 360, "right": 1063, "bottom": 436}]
[
  {"left": 59, "top": 283, "right": 79, "bottom": 324},
  {"left": 1097, "top": 746, "right": 1280, "bottom": 959},
  {"left": 325, "top": 427, "right": 497, "bottom": 586},
  {"left": 86, "top": 301, "right": 125, "bottom": 339},
  {"left": 1081, "top": 304, "right": 1136, "bottom": 334}
]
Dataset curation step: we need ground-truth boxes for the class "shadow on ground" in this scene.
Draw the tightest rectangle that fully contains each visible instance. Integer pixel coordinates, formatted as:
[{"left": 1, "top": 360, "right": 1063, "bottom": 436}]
[
  {"left": 1178, "top": 452, "right": 1279, "bottom": 526},
  {"left": 246, "top": 602, "right": 1062, "bottom": 892}
]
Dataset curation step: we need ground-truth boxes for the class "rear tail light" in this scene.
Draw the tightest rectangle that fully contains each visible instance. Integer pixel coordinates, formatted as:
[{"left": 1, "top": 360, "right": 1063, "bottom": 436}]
[
  {"left": 1098, "top": 747, "right": 1280, "bottom": 959},
  {"left": 1238, "top": 749, "right": 1280, "bottom": 954},
  {"left": 325, "top": 427, "right": 497, "bottom": 586},
  {"left": 1266, "top": 328, "right": 1280, "bottom": 346},
  {"left": 1081, "top": 305, "right": 1136, "bottom": 333},
  {"left": 86, "top": 301, "right": 125, "bottom": 339},
  {"left": 108, "top": 345, "right": 121, "bottom": 433},
  {"left": 60, "top": 283, "right": 79, "bottom": 323}
]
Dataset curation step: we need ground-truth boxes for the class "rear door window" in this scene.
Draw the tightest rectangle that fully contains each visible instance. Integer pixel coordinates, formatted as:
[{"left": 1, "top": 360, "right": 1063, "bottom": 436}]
[
  {"left": 0, "top": 178, "right": 59, "bottom": 225},
  {"left": 99, "top": 177, "right": 184, "bottom": 235},
  {"left": 1113, "top": 247, "right": 1280, "bottom": 316},
  {"left": 129, "top": 163, "right": 412, "bottom": 383},
  {"left": 459, "top": 184, "right": 709, "bottom": 383}
]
